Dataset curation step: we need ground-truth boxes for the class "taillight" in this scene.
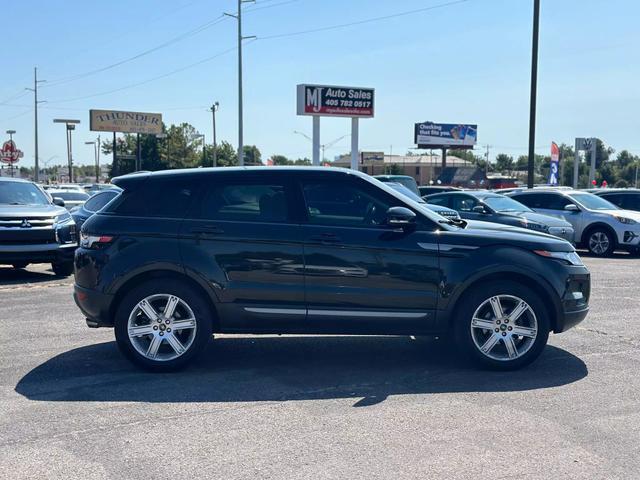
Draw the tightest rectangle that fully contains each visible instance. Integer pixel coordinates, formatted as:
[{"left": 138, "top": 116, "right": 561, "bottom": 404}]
[{"left": 80, "top": 232, "right": 115, "bottom": 249}]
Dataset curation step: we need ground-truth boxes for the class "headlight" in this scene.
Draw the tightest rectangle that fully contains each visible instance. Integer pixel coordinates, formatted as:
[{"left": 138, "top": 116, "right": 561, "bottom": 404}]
[
  {"left": 534, "top": 250, "right": 584, "bottom": 266},
  {"left": 614, "top": 216, "right": 637, "bottom": 225},
  {"left": 54, "top": 212, "right": 72, "bottom": 224}
]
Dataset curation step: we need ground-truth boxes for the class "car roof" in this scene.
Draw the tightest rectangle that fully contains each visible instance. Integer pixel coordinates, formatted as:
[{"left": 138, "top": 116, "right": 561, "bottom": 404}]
[
  {"left": 112, "top": 166, "right": 369, "bottom": 189},
  {"left": 0, "top": 177, "right": 32, "bottom": 184},
  {"left": 591, "top": 188, "right": 640, "bottom": 194}
]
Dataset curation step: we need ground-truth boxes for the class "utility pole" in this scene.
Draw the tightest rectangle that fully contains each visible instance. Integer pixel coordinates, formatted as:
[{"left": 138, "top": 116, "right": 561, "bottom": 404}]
[
  {"left": 527, "top": 0, "right": 540, "bottom": 188},
  {"left": 485, "top": 144, "right": 491, "bottom": 177},
  {"left": 26, "top": 67, "right": 46, "bottom": 182},
  {"left": 53, "top": 119, "right": 80, "bottom": 182},
  {"left": 210, "top": 102, "right": 219, "bottom": 167},
  {"left": 225, "top": 1, "right": 255, "bottom": 166}
]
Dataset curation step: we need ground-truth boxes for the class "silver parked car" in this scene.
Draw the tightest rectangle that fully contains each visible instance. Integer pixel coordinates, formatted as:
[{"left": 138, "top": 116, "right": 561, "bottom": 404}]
[{"left": 507, "top": 189, "right": 640, "bottom": 256}]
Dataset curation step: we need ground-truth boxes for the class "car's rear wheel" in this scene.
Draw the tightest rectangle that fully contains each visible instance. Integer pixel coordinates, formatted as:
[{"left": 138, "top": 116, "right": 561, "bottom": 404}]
[
  {"left": 586, "top": 228, "right": 615, "bottom": 257},
  {"left": 51, "top": 261, "right": 74, "bottom": 277},
  {"left": 114, "top": 279, "right": 213, "bottom": 371},
  {"left": 454, "top": 281, "right": 550, "bottom": 370},
  {"left": 12, "top": 262, "right": 28, "bottom": 270}
]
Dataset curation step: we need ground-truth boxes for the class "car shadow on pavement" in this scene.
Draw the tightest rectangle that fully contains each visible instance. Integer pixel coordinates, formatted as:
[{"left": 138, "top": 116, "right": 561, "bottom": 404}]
[
  {"left": 15, "top": 336, "right": 587, "bottom": 407},
  {"left": 0, "top": 266, "right": 61, "bottom": 286}
]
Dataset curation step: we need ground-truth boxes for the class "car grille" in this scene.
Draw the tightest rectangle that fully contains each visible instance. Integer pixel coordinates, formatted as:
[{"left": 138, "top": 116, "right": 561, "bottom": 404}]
[
  {"left": 0, "top": 228, "right": 57, "bottom": 244},
  {"left": 0, "top": 216, "right": 55, "bottom": 228},
  {"left": 438, "top": 210, "right": 460, "bottom": 219}
]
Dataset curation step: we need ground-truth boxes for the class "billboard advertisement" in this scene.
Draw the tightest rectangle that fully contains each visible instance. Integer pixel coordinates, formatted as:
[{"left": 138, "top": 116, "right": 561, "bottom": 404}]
[
  {"left": 297, "top": 84, "right": 374, "bottom": 118},
  {"left": 414, "top": 122, "right": 477, "bottom": 148},
  {"left": 549, "top": 142, "right": 560, "bottom": 185},
  {"left": 90, "top": 109, "right": 163, "bottom": 135},
  {"left": 360, "top": 151, "right": 385, "bottom": 163}
]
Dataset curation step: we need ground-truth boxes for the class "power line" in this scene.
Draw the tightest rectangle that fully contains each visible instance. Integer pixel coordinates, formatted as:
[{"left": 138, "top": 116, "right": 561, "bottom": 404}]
[{"left": 259, "top": 0, "right": 471, "bottom": 40}]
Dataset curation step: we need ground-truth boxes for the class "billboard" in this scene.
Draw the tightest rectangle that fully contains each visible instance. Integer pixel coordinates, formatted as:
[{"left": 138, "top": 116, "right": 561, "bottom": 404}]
[
  {"left": 297, "top": 84, "right": 374, "bottom": 118},
  {"left": 414, "top": 122, "right": 477, "bottom": 148},
  {"left": 360, "top": 151, "right": 385, "bottom": 164},
  {"left": 90, "top": 109, "right": 163, "bottom": 135}
]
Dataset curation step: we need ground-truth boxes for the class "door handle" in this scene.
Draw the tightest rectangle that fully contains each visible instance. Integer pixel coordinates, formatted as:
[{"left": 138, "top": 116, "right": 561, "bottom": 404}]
[
  {"left": 190, "top": 226, "right": 225, "bottom": 235},
  {"left": 308, "top": 233, "right": 341, "bottom": 244}
]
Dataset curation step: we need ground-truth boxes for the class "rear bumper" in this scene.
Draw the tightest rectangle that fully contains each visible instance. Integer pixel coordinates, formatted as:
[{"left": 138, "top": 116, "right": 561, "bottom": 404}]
[
  {"left": 73, "top": 284, "right": 114, "bottom": 328},
  {"left": 0, "top": 243, "right": 76, "bottom": 264}
]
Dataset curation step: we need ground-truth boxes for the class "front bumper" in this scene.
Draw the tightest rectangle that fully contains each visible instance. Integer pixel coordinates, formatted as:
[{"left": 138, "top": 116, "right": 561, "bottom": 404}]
[
  {"left": 0, "top": 242, "right": 76, "bottom": 264},
  {"left": 554, "top": 270, "right": 590, "bottom": 333}
]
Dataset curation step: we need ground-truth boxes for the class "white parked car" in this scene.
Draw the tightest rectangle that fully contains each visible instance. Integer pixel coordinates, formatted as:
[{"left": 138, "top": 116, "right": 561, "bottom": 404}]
[
  {"left": 507, "top": 189, "right": 640, "bottom": 256},
  {"left": 47, "top": 190, "right": 90, "bottom": 211}
]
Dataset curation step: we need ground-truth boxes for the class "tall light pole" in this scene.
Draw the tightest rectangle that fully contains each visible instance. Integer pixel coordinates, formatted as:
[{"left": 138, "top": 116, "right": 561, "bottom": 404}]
[
  {"left": 5, "top": 130, "right": 16, "bottom": 177},
  {"left": 25, "top": 67, "right": 46, "bottom": 183},
  {"left": 225, "top": 1, "right": 255, "bottom": 166},
  {"left": 527, "top": 0, "right": 540, "bottom": 188},
  {"left": 85, "top": 137, "right": 100, "bottom": 183},
  {"left": 210, "top": 102, "right": 219, "bottom": 167},
  {"left": 53, "top": 119, "right": 80, "bottom": 183}
]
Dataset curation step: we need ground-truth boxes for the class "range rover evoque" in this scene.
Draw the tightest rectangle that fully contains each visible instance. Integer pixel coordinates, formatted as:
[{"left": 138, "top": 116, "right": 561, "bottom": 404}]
[
  {"left": 0, "top": 177, "right": 77, "bottom": 275},
  {"left": 73, "top": 167, "right": 590, "bottom": 371}
]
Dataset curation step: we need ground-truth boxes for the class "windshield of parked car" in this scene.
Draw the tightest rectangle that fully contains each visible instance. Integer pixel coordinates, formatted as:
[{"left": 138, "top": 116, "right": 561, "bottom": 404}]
[
  {"left": 482, "top": 195, "right": 533, "bottom": 213},
  {"left": 0, "top": 181, "right": 50, "bottom": 206},
  {"left": 568, "top": 192, "right": 619, "bottom": 211},
  {"left": 50, "top": 191, "right": 90, "bottom": 202},
  {"left": 386, "top": 183, "right": 427, "bottom": 203}
]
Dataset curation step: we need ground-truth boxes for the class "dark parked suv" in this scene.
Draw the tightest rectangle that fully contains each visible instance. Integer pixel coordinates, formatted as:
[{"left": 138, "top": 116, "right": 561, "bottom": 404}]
[{"left": 74, "top": 168, "right": 590, "bottom": 371}]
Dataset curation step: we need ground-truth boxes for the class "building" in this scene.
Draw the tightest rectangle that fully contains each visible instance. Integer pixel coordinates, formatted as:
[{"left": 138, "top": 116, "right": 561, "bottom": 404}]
[{"left": 333, "top": 153, "right": 473, "bottom": 186}]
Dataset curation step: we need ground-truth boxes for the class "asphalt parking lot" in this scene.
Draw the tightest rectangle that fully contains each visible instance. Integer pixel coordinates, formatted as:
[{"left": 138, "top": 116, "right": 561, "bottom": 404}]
[{"left": 1, "top": 255, "right": 639, "bottom": 480}]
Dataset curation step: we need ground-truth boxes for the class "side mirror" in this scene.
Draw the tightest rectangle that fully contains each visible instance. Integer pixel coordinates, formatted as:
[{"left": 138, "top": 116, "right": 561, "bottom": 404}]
[
  {"left": 53, "top": 197, "right": 65, "bottom": 207},
  {"left": 385, "top": 206, "right": 416, "bottom": 228},
  {"left": 472, "top": 205, "right": 487, "bottom": 214},
  {"left": 564, "top": 204, "right": 579, "bottom": 212}
]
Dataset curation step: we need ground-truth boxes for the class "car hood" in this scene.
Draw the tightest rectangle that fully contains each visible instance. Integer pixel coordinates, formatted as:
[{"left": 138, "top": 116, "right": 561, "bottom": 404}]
[
  {"left": 0, "top": 203, "right": 66, "bottom": 218},
  {"left": 451, "top": 220, "right": 574, "bottom": 252},
  {"left": 500, "top": 211, "right": 572, "bottom": 227},
  {"left": 596, "top": 209, "right": 640, "bottom": 221}
]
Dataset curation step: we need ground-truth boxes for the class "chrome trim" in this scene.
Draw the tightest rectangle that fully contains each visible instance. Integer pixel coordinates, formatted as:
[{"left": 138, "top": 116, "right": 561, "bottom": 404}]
[
  {"left": 308, "top": 309, "right": 426, "bottom": 318},
  {"left": 439, "top": 244, "right": 478, "bottom": 251},
  {"left": 417, "top": 242, "right": 438, "bottom": 251},
  {"left": 244, "top": 307, "right": 306, "bottom": 315}
]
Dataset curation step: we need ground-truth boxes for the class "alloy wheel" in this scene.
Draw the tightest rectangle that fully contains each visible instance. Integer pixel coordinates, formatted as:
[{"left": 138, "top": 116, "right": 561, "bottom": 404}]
[
  {"left": 589, "top": 231, "right": 610, "bottom": 255},
  {"left": 127, "top": 294, "right": 197, "bottom": 362},
  {"left": 470, "top": 295, "right": 538, "bottom": 362}
]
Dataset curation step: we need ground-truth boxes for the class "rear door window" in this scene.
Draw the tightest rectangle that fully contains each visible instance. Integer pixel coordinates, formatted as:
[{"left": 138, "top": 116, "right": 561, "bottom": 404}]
[
  {"left": 512, "top": 193, "right": 570, "bottom": 210},
  {"left": 195, "top": 181, "right": 291, "bottom": 223},
  {"left": 451, "top": 194, "right": 478, "bottom": 212}
]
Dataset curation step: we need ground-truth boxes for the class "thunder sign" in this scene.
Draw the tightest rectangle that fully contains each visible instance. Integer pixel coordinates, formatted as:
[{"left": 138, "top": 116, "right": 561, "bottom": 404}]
[{"left": 296, "top": 84, "right": 374, "bottom": 118}]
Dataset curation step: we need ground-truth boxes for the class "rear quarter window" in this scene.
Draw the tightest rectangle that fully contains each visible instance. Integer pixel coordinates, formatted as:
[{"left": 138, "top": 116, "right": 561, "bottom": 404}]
[{"left": 105, "top": 178, "right": 196, "bottom": 218}]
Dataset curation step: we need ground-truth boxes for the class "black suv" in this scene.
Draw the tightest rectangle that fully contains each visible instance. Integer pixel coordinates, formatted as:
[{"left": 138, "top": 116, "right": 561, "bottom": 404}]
[
  {"left": 73, "top": 168, "right": 590, "bottom": 371},
  {"left": 0, "top": 177, "right": 77, "bottom": 275}
]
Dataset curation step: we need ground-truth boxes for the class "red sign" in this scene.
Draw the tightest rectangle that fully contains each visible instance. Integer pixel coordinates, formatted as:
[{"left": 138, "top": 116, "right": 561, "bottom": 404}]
[
  {"left": 551, "top": 142, "right": 560, "bottom": 162},
  {"left": 0, "top": 140, "right": 24, "bottom": 165}
]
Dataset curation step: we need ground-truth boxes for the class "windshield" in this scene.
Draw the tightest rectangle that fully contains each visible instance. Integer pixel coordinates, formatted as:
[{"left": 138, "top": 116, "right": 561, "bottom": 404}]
[
  {"left": 50, "top": 191, "right": 90, "bottom": 201},
  {"left": 568, "top": 192, "right": 619, "bottom": 211},
  {"left": 0, "top": 181, "right": 50, "bottom": 206},
  {"left": 386, "top": 183, "right": 426, "bottom": 203},
  {"left": 483, "top": 195, "right": 532, "bottom": 213},
  {"left": 376, "top": 176, "right": 420, "bottom": 196}
]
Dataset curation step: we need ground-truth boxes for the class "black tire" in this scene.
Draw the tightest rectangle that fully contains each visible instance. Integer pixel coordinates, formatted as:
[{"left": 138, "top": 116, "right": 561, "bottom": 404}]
[
  {"left": 12, "top": 262, "right": 28, "bottom": 270},
  {"left": 51, "top": 261, "right": 74, "bottom": 277},
  {"left": 114, "top": 279, "right": 213, "bottom": 372},
  {"left": 454, "top": 281, "right": 550, "bottom": 371},
  {"left": 585, "top": 227, "right": 616, "bottom": 257}
]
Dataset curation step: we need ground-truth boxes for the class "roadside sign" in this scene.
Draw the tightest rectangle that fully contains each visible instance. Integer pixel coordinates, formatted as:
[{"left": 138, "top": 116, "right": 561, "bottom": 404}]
[
  {"left": 90, "top": 109, "right": 163, "bottom": 135},
  {"left": 414, "top": 122, "right": 478, "bottom": 149},
  {"left": 296, "top": 84, "right": 374, "bottom": 118},
  {"left": 360, "top": 151, "right": 385, "bottom": 164},
  {"left": 0, "top": 140, "right": 24, "bottom": 165}
]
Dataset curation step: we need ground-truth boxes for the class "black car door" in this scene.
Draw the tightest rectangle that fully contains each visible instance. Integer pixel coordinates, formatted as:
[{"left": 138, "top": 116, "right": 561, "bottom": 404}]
[
  {"left": 180, "top": 172, "right": 306, "bottom": 332},
  {"left": 298, "top": 174, "right": 442, "bottom": 335}
]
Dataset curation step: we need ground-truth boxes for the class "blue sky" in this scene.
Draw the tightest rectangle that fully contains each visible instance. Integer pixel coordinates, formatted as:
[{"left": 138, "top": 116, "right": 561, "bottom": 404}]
[{"left": 2, "top": 0, "right": 639, "bottom": 168}]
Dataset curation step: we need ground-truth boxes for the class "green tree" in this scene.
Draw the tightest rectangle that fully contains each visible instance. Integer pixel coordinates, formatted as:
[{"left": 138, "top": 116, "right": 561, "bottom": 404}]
[
  {"left": 495, "top": 153, "right": 514, "bottom": 173},
  {"left": 242, "top": 145, "right": 262, "bottom": 165}
]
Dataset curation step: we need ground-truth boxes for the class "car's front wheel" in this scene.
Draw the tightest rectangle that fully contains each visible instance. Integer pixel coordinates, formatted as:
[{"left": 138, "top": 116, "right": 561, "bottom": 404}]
[
  {"left": 454, "top": 281, "right": 550, "bottom": 370},
  {"left": 114, "top": 279, "right": 213, "bottom": 371},
  {"left": 586, "top": 228, "right": 615, "bottom": 257}
]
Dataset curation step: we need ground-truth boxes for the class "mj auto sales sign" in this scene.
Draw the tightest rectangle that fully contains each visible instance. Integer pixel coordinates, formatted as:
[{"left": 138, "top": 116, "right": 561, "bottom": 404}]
[{"left": 297, "top": 84, "right": 374, "bottom": 118}]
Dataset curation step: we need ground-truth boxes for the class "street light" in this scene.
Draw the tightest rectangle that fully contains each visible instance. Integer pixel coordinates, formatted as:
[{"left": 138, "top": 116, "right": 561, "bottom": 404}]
[
  {"left": 85, "top": 138, "right": 100, "bottom": 183},
  {"left": 53, "top": 119, "right": 80, "bottom": 182},
  {"left": 293, "top": 130, "right": 349, "bottom": 164},
  {"left": 210, "top": 102, "right": 219, "bottom": 167}
]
